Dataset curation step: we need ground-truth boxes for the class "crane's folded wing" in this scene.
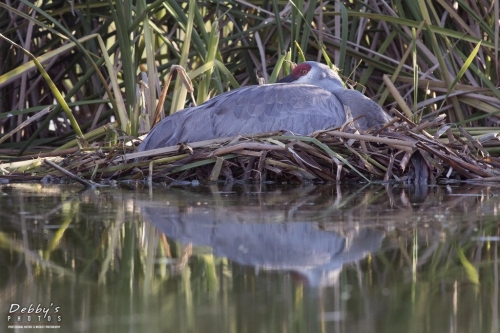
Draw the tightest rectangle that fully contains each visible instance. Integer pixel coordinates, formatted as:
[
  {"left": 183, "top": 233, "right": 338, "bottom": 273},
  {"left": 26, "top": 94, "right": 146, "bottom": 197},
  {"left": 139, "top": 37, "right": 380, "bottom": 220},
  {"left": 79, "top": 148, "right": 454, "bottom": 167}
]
[{"left": 138, "top": 84, "right": 346, "bottom": 151}]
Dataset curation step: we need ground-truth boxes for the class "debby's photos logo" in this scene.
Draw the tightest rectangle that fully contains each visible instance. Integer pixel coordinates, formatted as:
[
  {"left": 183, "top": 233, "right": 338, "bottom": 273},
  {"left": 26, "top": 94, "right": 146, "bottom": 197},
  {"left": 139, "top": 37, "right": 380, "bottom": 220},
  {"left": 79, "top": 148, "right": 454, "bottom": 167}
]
[{"left": 6, "top": 303, "right": 62, "bottom": 329}]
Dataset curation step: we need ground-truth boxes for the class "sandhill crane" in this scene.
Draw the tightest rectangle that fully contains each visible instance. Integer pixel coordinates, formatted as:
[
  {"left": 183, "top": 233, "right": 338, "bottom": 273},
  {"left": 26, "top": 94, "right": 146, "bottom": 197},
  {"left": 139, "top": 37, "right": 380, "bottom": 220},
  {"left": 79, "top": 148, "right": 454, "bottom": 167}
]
[{"left": 138, "top": 61, "right": 391, "bottom": 151}]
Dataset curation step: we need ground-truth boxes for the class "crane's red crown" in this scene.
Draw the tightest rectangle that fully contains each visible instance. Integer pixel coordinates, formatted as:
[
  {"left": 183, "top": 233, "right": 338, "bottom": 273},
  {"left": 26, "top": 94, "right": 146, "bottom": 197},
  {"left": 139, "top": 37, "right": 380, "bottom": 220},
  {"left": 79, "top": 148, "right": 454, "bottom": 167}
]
[{"left": 291, "top": 63, "right": 312, "bottom": 79}]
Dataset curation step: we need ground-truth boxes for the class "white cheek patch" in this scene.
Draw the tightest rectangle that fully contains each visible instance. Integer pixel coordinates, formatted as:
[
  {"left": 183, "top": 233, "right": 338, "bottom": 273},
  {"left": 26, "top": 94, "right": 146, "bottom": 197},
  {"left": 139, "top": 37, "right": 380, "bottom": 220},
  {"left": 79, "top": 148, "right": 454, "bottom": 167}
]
[{"left": 295, "top": 75, "right": 313, "bottom": 84}]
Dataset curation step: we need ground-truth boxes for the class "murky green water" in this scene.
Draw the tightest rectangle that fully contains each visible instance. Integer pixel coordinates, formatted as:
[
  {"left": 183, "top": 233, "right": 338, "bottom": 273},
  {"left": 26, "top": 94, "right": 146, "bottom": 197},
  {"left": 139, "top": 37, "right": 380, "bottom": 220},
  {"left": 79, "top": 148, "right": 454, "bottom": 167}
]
[{"left": 0, "top": 183, "right": 498, "bottom": 333}]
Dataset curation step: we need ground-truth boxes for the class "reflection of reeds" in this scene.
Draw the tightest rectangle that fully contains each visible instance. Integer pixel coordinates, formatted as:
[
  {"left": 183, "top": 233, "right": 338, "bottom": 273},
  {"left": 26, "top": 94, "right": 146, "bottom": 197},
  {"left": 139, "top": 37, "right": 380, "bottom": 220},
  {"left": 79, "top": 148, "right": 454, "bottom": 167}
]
[
  {"left": 0, "top": 184, "right": 498, "bottom": 332},
  {"left": 1, "top": 1, "right": 499, "bottom": 185}
]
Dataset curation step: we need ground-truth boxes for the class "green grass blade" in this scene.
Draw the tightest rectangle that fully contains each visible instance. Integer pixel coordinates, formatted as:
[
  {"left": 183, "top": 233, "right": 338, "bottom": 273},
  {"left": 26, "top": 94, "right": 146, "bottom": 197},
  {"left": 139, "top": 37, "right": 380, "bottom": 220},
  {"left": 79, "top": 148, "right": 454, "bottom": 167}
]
[
  {"left": 196, "top": 21, "right": 220, "bottom": 105},
  {"left": 214, "top": 60, "right": 239, "bottom": 89},
  {"left": 268, "top": 55, "right": 286, "bottom": 83},
  {"left": 169, "top": 0, "right": 196, "bottom": 114},
  {"left": 137, "top": 0, "right": 158, "bottom": 137},
  {"left": 438, "top": 41, "right": 482, "bottom": 112},
  {"left": 337, "top": 2, "right": 348, "bottom": 75},
  {"left": 271, "top": 0, "right": 285, "bottom": 55}
]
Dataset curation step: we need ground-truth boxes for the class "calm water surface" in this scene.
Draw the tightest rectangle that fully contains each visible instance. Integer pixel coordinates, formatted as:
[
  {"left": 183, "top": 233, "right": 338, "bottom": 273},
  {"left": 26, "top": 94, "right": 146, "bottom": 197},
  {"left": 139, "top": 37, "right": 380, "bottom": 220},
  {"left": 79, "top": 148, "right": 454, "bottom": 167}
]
[{"left": 0, "top": 183, "right": 498, "bottom": 333}]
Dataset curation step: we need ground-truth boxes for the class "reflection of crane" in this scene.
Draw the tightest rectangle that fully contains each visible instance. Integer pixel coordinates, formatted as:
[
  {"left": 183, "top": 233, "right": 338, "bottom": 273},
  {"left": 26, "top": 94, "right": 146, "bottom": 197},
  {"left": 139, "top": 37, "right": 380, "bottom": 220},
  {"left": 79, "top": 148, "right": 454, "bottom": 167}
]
[
  {"left": 141, "top": 191, "right": 385, "bottom": 287},
  {"left": 138, "top": 61, "right": 391, "bottom": 151}
]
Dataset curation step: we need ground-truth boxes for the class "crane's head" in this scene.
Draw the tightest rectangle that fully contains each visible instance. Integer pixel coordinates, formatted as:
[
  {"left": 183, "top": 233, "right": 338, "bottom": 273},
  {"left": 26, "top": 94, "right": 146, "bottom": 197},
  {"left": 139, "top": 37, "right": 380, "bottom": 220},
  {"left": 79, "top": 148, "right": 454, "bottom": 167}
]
[{"left": 277, "top": 61, "right": 345, "bottom": 92}]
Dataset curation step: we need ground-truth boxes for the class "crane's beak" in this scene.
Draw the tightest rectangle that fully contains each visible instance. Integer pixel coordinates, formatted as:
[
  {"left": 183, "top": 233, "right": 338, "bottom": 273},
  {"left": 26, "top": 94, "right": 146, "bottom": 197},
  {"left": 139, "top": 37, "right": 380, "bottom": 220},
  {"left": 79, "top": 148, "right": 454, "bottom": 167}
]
[{"left": 277, "top": 74, "right": 295, "bottom": 83}]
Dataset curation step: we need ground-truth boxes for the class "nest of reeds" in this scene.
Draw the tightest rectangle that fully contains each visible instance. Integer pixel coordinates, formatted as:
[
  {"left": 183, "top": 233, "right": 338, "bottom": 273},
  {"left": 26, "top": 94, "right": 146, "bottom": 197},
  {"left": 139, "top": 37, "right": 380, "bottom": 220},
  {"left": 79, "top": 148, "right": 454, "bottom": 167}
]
[{"left": 3, "top": 111, "right": 500, "bottom": 186}]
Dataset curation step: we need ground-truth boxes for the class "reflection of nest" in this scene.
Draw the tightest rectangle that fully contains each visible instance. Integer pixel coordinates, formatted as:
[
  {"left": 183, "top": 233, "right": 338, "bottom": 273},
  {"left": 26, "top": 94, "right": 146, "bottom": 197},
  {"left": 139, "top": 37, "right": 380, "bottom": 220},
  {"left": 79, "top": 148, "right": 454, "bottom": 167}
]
[
  {"left": 140, "top": 183, "right": 496, "bottom": 229},
  {"left": 4, "top": 114, "right": 500, "bottom": 184}
]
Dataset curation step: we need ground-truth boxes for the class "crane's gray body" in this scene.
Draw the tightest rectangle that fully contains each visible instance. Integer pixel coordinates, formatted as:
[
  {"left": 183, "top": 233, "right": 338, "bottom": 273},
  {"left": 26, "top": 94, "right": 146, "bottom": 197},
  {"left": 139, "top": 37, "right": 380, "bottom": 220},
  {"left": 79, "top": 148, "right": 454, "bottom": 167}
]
[{"left": 138, "top": 62, "right": 391, "bottom": 151}]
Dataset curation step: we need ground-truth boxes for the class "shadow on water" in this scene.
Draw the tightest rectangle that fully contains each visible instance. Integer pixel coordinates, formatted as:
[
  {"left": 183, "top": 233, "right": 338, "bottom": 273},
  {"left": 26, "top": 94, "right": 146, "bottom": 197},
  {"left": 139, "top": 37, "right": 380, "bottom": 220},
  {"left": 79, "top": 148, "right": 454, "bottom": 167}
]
[{"left": 0, "top": 183, "right": 498, "bottom": 333}]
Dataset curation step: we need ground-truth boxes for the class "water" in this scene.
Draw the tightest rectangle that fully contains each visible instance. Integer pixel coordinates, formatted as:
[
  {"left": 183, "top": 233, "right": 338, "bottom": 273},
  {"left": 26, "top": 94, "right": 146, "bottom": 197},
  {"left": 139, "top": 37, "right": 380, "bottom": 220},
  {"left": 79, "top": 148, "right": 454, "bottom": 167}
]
[{"left": 0, "top": 183, "right": 498, "bottom": 332}]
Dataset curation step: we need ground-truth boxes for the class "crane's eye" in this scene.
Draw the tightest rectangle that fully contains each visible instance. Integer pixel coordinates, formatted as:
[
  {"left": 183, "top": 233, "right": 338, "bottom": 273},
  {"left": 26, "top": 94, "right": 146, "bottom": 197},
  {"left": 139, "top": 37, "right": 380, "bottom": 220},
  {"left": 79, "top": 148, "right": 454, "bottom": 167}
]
[{"left": 300, "top": 69, "right": 308, "bottom": 75}]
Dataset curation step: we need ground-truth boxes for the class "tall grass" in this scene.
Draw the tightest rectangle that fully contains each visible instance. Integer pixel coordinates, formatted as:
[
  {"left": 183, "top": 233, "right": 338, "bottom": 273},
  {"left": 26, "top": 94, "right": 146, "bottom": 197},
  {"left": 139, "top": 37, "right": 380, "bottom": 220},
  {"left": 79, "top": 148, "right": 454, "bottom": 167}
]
[{"left": 0, "top": 0, "right": 498, "bottom": 153}]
